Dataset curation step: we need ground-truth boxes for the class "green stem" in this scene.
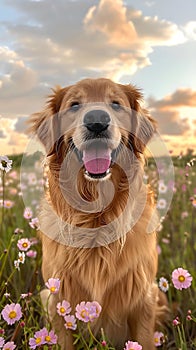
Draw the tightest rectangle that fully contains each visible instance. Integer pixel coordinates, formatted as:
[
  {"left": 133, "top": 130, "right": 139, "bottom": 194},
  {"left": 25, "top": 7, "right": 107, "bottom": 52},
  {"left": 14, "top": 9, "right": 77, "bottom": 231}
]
[
  {"left": 0, "top": 170, "right": 5, "bottom": 234},
  {"left": 177, "top": 324, "right": 187, "bottom": 350},
  {"left": 87, "top": 322, "right": 100, "bottom": 345},
  {"left": 76, "top": 322, "right": 89, "bottom": 350},
  {"left": 0, "top": 267, "right": 17, "bottom": 300},
  {"left": 181, "top": 323, "right": 187, "bottom": 345},
  {"left": 0, "top": 236, "right": 15, "bottom": 282}
]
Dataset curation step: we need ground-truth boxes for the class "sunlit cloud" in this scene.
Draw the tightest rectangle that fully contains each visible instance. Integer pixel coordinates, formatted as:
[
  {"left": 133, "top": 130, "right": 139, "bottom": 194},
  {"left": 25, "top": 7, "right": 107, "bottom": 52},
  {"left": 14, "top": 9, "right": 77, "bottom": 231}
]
[{"left": 148, "top": 89, "right": 196, "bottom": 146}]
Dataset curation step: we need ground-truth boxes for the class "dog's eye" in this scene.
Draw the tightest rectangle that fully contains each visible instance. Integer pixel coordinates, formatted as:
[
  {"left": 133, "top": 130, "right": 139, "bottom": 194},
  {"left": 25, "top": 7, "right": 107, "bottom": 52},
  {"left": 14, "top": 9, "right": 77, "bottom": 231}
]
[
  {"left": 111, "top": 101, "right": 121, "bottom": 111},
  {"left": 70, "top": 102, "right": 81, "bottom": 112}
]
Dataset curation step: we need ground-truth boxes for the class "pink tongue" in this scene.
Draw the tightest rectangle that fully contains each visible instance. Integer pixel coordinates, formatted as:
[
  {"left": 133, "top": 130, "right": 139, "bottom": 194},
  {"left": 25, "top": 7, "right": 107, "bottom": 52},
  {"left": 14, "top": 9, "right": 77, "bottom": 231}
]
[{"left": 83, "top": 148, "right": 111, "bottom": 174}]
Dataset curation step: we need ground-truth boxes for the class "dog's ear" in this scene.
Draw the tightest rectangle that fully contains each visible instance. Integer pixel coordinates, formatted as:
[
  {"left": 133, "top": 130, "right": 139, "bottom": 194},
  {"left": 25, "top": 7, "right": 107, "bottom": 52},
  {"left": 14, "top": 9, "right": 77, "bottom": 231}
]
[
  {"left": 28, "top": 86, "right": 70, "bottom": 156},
  {"left": 119, "top": 84, "right": 157, "bottom": 154}
]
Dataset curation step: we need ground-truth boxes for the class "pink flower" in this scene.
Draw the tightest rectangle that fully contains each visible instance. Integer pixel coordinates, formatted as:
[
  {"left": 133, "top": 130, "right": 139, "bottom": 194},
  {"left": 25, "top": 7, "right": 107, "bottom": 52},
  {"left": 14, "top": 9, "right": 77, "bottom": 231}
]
[
  {"left": 57, "top": 300, "right": 71, "bottom": 317},
  {"left": 0, "top": 337, "right": 5, "bottom": 347},
  {"left": 181, "top": 211, "right": 188, "bottom": 219},
  {"left": 124, "top": 340, "right": 142, "bottom": 350},
  {"left": 29, "top": 327, "right": 57, "bottom": 349},
  {"left": 17, "top": 238, "right": 31, "bottom": 251},
  {"left": 33, "top": 327, "right": 58, "bottom": 345},
  {"left": 23, "top": 207, "right": 33, "bottom": 220},
  {"left": 44, "top": 328, "right": 58, "bottom": 345},
  {"left": 2, "top": 341, "right": 16, "bottom": 350},
  {"left": 157, "top": 245, "right": 162, "bottom": 255},
  {"left": 29, "top": 237, "right": 39, "bottom": 245},
  {"left": 186, "top": 315, "right": 192, "bottom": 321},
  {"left": 26, "top": 250, "right": 37, "bottom": 258},
  {"left": 154, "top": 331, "right": 164, "bottom": 347},
  {"left": 75, "top": 301, "right": 102, "bottom": 323},
  {"left": 173, "top": 318, "right": 180, "bottom": 326},
  {"left": 20, "top": 293, "right": 29, "bottom": 299},
  {"left": 1, "top": 303, "right": 22, "bottom": 325},
  {"left": 181, "top": 184, "right": 187, "bottom": 192},
  {"left": 29, "top": 217, "right": 40, "bottom": 230},
  {"left": 64, "top": 315, "right": 77, "bottom": 330},
  {"left": 3, "top": 200, "right": 14, "bottom": 209},
  {"left": 162, "top": 238, "right": 170, "bottom": 244},
  {"left": 101, "top": 340, "right": 107, "bottom": 346},
  {"left": 45, "top": 278, "right": 60, "bottom": 294},
  {"left": 172, "top": 267, "right": 192, "bottom": 290},
  {"left": 4, "top": 293, "right": 10, "bottom": 298},
  {"left": 29, "top": 329, "right": 45, "bottom": 349},
  {"left": 14, "top": 228, "right": 24, "bottom": 235}
]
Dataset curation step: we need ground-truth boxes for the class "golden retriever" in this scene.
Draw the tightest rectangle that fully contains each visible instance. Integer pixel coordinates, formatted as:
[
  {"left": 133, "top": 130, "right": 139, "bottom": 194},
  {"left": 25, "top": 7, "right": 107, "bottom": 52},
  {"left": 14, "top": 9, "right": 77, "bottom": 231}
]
[{"left": 29, "top": 78, "right": 165, "bottom": 349}]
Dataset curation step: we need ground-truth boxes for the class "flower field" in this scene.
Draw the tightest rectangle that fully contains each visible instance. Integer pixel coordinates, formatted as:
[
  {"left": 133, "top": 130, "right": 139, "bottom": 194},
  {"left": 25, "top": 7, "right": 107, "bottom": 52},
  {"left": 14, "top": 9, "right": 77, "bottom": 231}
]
[{"left": 0, "top": 153, "right": 195, "bottom": 349}]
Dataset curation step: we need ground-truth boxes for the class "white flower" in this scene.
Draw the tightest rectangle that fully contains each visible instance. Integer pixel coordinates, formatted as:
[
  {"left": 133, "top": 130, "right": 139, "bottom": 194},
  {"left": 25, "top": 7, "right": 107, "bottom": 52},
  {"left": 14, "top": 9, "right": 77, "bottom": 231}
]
[
  {"left": 18, "top": 252, "right": 25, "bottom": 264},
  {"left": 0, "top": 156, "right": 12, "bottom": 173},
  {"left": 159, "top": 277, "right": 169, "bottom": 292},
  {"left": 158, "top": 181, "right": 168, "bottom": 194},
  {"left": 157, "top": 198, "right": 167, "bottom": 210},
  {"left": 14, "top": 260, "right": 20, "bottom": 270}
]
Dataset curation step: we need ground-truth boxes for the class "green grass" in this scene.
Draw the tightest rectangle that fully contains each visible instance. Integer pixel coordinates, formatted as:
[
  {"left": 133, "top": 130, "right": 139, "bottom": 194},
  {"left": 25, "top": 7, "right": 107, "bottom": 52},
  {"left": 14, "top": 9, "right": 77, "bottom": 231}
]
[{"left": 0, "top": 153, "right": 195, "bottom": 349}]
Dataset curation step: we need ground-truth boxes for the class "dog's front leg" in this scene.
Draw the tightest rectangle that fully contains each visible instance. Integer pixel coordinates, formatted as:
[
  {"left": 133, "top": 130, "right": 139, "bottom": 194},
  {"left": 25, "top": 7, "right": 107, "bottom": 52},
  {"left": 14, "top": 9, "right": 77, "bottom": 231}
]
[{"left": 128, "top": 289, "right": 157, "bottom": 350}]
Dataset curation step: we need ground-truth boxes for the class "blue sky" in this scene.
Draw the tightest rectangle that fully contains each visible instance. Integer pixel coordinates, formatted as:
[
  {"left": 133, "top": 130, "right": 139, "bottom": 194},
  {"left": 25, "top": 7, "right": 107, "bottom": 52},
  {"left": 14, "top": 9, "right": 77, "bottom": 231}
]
[{"left": 0, "top": 0, "right": 196, "bottom": 154}]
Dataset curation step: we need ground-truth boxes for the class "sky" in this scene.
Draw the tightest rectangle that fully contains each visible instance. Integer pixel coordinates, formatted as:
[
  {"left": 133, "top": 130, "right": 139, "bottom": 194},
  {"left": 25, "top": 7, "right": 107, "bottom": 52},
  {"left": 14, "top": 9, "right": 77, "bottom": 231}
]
[{"left": 0, "top": 0, "right": 196, "bottom": 155}]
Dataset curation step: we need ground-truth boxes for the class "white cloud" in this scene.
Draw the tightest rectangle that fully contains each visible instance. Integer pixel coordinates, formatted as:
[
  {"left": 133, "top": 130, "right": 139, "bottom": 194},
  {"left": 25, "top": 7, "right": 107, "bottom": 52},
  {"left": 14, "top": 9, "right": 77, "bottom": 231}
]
[
  {"left": 1, "top": 0, "right": 189, "bottom": 89},
  {"left": 0, "top": 46, "right": 38, "bottom": 98},
  {"left": 183, "top": 21, "right": 196, "bottom": 40},
  {"left": 0, "top": 0, "right": 195, "bottom": 154}
]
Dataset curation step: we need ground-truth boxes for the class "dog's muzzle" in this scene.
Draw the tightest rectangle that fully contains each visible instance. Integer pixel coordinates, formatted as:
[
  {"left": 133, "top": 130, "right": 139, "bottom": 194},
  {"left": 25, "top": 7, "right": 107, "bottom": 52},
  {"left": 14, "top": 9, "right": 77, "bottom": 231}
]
[{"left": 72, "top": 109, "right": 120, "bottom": 180}]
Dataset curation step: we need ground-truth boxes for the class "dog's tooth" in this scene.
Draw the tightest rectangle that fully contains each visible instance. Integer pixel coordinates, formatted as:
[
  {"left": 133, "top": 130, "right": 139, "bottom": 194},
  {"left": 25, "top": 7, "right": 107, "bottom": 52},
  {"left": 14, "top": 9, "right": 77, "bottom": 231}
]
[{"left": 106, "top": 169, "right": 110, "bottom": 175}]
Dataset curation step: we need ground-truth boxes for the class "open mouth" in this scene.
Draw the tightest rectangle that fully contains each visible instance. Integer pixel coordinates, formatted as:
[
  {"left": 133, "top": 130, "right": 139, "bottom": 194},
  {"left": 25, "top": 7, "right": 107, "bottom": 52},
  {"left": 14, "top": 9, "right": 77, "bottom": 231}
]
[{"left": 73, "top": 140, "right": 119, "bottom": 180}]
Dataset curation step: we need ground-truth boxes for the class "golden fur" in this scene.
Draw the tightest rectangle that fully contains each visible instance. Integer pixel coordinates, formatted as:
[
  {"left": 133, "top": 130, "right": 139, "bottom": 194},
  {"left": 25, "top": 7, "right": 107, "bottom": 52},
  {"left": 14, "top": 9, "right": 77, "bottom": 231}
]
[{"left": 29, "top": 78, "right": 166, "bottom": 350}]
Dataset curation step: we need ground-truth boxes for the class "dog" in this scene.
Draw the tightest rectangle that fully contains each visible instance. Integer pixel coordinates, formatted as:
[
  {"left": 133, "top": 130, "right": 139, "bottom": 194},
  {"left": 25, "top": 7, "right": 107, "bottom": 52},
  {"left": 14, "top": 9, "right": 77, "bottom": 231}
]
[{"left": 29, "top": 78, "right": 165, "bottom": 349}]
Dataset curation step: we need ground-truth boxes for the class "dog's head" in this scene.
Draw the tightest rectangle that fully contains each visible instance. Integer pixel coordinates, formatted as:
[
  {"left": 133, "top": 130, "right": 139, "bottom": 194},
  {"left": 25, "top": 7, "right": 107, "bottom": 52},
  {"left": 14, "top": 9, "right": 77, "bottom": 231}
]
[{"left": 30, "top": 78, "right": 156, "bottom": 182}]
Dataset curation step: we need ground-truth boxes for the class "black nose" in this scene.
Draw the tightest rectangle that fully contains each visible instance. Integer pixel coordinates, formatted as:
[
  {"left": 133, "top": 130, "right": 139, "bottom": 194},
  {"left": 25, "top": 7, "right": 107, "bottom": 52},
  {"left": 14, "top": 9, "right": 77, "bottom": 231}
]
[{"left": 83, "top": 110, "right": 110, "bottom": 133}]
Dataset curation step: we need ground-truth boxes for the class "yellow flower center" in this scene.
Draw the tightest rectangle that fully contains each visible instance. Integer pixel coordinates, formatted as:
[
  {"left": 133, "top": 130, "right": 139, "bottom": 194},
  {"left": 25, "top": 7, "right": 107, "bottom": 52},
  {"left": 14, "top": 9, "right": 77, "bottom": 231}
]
[
  {"left": 50, "top": 286, "right": 56, "bottom": 293},
  {"left": 81, "top": 309, "right": 88, "bottom": 318},
  {"left": 178, "top": 275, "right": 185, "bottom": 282},
  {"left": 22, "top": 242, "right": 28, "bottom": 248},
  {"left": 162, "top": 282, "right": 167, "bottom": 287},
  {"left": 154, "top": 337, "right": 159, "bottom": 343},
  {"left": 67, "top": 322, "right": 73, "bottom": 328},
  {"left": 35, "top": 337, "right": 42, "bottom": 344},
  {"left": 45, "top": 335, "right": 51, "bottom": 342},
  {"left": 9, "top": 311, "right": 17, "bottom": 319},
  {"left": 60, "top": 307, "right": 65, "bottom": 314}
]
